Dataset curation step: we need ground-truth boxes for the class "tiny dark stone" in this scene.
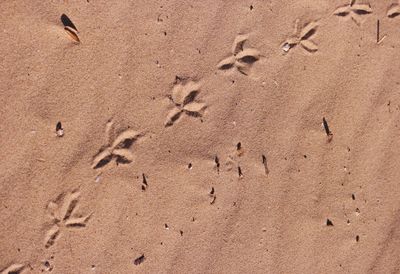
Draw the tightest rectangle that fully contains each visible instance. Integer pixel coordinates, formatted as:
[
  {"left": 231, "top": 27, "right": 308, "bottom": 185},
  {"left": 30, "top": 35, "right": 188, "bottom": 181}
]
[
  {"left": 210, "top": 187, "right": 214, "bottom": 195},
  {"left": 142, "top": 174, "right": 148, "bottom": 186},
  {"left": 215, "top": 156, "right": 220, "bottom": 171},
  {"left": 356, "top": 235, "right": 360, "bottom": 242},
  {"left": 56, "top": 122, "right": 62, "bottom": 131},
  {"left": 134, "top": 254, "right": 145, "bottom": 265},
  {"left": 238, "top": 166, "right": 243, "bottom": 177},
  {"left": 326, "top": 219, "right": 334, "bottom": 226}
]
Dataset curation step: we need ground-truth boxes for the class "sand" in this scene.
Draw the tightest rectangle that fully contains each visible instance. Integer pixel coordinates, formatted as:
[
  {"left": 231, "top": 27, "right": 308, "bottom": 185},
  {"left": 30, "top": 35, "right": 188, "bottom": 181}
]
[{"left": 1, "top": 0, "right": 400, "bottom": 273}]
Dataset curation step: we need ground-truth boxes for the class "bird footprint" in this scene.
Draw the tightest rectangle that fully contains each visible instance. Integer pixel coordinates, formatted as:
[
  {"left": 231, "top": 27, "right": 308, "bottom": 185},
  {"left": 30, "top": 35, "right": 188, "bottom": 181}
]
[
  {"left": 92, "top": 121, "right": 143, "bottom": 169},
  {"left": 333, "top": 1, "right": 372, "bottom": 25},
  {"left": 45, "top": 190, "right": 91, "bottom": 248},
  {"left": 282, "top": 20, "right": 319, "bottom": 53},
  {"left": 217, "top": 34, "right": 260, "bottom": 75},
  {"left": 387, "top": 1, "right": 400, "bottom": 18},
  {"left": 165, "top": 79, "right": 207, "bottom": 127}
]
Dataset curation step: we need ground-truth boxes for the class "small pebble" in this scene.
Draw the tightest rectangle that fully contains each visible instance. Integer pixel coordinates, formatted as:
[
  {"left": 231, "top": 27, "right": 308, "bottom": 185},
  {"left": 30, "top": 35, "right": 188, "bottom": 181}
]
[
  {"left": 282, "top": 43, "right": 291, "bottom": 52},
  {"left": 56, "top": 122, "right": 64, "bottom": 137}
]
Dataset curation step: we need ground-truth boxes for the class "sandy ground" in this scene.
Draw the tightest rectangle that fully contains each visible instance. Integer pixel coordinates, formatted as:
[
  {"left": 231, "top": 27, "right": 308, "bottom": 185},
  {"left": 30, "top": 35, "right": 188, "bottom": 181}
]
[{"left": 1, "top": 0, "right": 400, "bottom": 273}]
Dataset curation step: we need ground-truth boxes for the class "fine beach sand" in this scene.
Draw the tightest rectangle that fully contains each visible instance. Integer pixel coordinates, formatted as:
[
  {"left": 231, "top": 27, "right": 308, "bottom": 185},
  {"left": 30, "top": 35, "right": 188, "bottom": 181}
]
[{"left": 1, "top": 0, "right": 400, "bottom": 273}]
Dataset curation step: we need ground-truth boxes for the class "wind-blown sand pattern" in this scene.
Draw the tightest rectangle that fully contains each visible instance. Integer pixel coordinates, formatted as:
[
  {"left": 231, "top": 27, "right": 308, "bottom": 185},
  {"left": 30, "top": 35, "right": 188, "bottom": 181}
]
[{"left": 1, "top": 1, "right": 400, "bottom": 273}]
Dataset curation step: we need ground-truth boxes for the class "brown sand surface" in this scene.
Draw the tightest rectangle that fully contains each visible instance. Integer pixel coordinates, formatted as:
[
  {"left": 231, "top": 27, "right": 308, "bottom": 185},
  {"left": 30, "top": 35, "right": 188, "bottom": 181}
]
[{"left": 1, "top": 0, "right": 400, "bottom": 273}]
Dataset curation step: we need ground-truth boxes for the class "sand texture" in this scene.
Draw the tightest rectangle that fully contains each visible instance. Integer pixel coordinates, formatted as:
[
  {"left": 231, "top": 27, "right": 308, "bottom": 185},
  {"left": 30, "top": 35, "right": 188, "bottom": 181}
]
[{"left": 1, "top": 0, "right": 400, "bottom": 273}]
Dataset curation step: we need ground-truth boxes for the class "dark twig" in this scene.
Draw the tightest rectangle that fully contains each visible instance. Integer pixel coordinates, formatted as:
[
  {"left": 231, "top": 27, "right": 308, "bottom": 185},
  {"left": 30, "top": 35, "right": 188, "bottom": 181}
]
[
  {"left": 262, "top": 154, "right": 269, "bottom": 175},
  {"left": 141, "top": 173, "right": 148, "bottom": 191},
  {"left": 322, "top": 117, "right": 332, "bottom": 136},
  {"left": 238, "top": 166, "right": 243, "bottom": 178},
  {"left": 377, "top": 19, "right": 380, "bottom": 43}
]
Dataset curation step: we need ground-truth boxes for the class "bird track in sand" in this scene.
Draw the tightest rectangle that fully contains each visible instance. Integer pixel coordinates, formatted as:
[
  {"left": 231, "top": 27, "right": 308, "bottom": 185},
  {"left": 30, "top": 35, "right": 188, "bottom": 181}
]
[
  {"left": 217, "top": 34, "right": 260, "bottom": 75},
  {"left": 165, "top": 79, "right": 207, "bottom": 127},
  {"left": 1, "top": 264, "right": 25, "bottom": 274},
  {"left": 333, "top": 1, "right": 372, "bottom": 25},
  {"left": 92, "top": 120, "right": 143, "bottom": 169},
  {"left": 44, "top": 189, "right": 92, "bottom": 248},
  {"left": 282, "top": 20, "right": 319, "bottom": 53}
]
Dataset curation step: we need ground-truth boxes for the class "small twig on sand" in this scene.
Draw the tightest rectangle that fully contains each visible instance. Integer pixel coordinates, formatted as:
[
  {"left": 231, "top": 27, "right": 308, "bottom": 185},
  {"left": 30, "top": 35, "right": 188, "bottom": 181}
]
[
  {"left": 376, "top": 19, "right": 387, "bottom": 44},
  {"left": 323, "top": 117, "right": 333, "bottom": 141},
  {"left": 377, "top": 19, "right": 380, "bottom": 43},
  {"left": 262, "top": 154, "right": 269, "bottom": 175}
]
